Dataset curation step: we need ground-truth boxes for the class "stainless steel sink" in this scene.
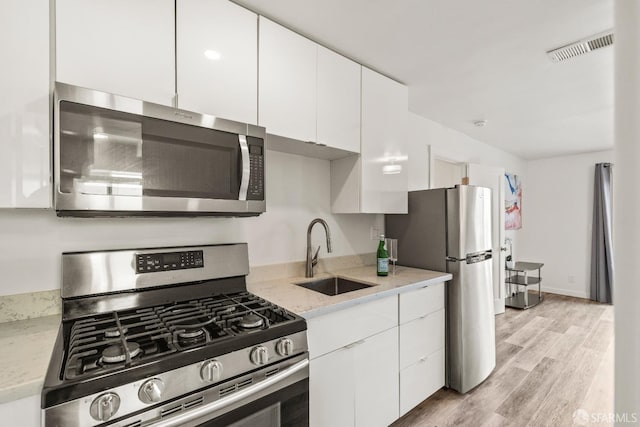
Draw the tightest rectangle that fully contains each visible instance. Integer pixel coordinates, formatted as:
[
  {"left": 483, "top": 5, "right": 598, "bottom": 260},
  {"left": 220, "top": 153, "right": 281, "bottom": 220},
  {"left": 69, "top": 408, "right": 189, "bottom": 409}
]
[{"left": 294, "top": 276, "right": 373, "bottom": 296}]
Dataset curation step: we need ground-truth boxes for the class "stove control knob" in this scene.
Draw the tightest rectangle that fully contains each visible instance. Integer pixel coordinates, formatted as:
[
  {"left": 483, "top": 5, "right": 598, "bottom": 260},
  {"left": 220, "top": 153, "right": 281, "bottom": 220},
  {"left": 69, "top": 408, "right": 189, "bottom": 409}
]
[
  {"left": 250, "top": 345, "right": 269, "bottom": 365},
  {"left": 200, "top": 359, "right": 224, "bottom": 382},
  {"left": 139, "top": 378, "right": 165, "bottom": 404},
  {"left": 276, "top": 338, "right": 294, "bottom": 356},
  {"left": 90, "top": 392, "right": 120, "bottom": 422}
]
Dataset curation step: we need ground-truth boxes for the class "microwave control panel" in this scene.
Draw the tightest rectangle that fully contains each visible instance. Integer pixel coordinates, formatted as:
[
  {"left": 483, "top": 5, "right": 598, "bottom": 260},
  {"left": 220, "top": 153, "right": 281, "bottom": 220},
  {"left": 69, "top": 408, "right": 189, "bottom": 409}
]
[
  {"left": 247, "top": 138, "right": 264, "bottom": 200},
  {"left": 136, "top": 250, "right": 204, "bottom": 273}
]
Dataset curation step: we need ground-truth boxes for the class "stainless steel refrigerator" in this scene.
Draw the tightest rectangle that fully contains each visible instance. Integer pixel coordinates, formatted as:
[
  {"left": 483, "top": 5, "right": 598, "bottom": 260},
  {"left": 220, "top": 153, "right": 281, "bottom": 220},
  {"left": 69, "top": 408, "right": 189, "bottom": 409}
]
[{"left": 385, "top": 185, "right": 496, "bottom": 393}]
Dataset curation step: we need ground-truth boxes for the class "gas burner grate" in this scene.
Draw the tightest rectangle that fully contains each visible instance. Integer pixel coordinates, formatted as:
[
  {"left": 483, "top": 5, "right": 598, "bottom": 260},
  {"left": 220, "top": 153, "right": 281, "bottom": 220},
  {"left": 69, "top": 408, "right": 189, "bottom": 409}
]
[{"left": 62, "top": 291, "right": 297, "bottom": 381}]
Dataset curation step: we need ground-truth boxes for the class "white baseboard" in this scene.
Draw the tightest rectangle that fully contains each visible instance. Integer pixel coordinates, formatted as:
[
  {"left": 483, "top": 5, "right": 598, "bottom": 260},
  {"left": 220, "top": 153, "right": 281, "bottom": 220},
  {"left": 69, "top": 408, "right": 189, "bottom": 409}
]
[{"left": 541, "top": 286, "right": 589, "bottom": 300}]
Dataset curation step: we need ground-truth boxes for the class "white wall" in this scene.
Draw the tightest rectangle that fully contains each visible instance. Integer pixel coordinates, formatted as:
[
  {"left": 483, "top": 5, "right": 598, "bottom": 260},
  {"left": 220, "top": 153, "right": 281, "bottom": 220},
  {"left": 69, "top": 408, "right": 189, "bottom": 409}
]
[
  {"left": 614, "top": 0, "right": 640, "bottom": 417},
  {"left": 0, "top": 150, "right": 382, "bottom": 296},
  {"left": 407, "top": 112, "right": 527, "bottom": 253},
  {"left": 518, "top": 150, "right": 614, "bottom": 299},
  {"left": 407, "top": 112, "right": 527, "bottom": 192}
]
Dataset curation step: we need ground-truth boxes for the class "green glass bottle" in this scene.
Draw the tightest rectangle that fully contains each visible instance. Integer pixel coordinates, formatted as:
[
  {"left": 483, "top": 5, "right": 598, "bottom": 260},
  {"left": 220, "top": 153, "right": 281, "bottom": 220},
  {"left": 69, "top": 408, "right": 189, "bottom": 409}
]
[{"left": 377, "top": 234, "right": 389, "bottom": 276}]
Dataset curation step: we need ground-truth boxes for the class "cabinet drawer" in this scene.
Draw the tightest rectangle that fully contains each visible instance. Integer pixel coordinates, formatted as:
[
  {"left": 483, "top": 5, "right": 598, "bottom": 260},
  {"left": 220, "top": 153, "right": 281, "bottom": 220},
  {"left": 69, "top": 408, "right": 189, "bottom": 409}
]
[
  {"left": 400, "top": 348, "right": 445, "bottom": 416},
  {"left": 307, "top": 295, "right": 398, "bottom": 359},
  {"left": 399, "top": 309, "right": 444, "bottom": 370},
  {"left": 399, "top": 282, "right": 445, "bottom": 324}
]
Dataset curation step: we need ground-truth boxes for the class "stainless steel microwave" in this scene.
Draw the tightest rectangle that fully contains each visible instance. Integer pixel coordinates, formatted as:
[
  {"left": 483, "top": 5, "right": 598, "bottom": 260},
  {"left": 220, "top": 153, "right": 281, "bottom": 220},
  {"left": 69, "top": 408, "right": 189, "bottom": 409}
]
[{"left": 53, "top": 82, "right": 266, "bottom": 217}]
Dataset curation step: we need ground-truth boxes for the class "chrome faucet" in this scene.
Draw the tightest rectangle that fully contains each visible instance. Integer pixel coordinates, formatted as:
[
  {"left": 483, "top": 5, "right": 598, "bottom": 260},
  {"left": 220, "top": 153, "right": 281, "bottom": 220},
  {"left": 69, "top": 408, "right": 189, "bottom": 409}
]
[{"left": 306, "top": 218, "right": 333, "bottom": 278}]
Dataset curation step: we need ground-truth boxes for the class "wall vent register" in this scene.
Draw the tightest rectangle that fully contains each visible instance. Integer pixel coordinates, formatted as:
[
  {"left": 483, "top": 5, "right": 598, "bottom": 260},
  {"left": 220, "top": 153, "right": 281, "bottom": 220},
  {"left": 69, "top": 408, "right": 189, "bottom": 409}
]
[{"left": 547, "top": 29, "right": 614, "bottom": 63}]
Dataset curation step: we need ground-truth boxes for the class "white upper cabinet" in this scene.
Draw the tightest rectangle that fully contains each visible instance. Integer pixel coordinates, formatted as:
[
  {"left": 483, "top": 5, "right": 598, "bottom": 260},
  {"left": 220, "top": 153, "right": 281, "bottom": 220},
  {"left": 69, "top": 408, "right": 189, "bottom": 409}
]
[
  {"left": 259, "top": 17, "right": 316, "bottom": 142},
  {"left": 55, "top": 0, "right": 175, "bottom": 106},
  {"left": 176, "top": 0, "right": 257, "bottom": 124},
  {"left": 317, "top": 45, "right": 361, "bottom": 153},
  {"left": 331, "top": 67, "right": 408, "bottom": 213},
  {"left": 0, "top": 0, "right": 50, "bottom": 208},
  {"left": 360, "top": 67, "right": 408, "bottom": 213}
]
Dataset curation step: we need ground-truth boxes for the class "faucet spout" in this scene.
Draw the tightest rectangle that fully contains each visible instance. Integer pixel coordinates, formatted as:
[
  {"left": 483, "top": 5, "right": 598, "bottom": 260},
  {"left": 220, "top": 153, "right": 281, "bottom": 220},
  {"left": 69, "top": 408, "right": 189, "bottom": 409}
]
[{"left": 306, "top": 218, "right": 332, "bottom": 278}]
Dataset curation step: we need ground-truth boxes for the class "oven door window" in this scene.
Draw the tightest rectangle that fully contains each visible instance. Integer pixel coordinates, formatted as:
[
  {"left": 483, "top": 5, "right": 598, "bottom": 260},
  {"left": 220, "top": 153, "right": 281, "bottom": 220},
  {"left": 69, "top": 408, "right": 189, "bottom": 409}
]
[
  {"left": 196, "top": 379, "right": 308, "bottom": 427},
  {"left": 58, "top": 101, "right": 241, "bottom": 200}
]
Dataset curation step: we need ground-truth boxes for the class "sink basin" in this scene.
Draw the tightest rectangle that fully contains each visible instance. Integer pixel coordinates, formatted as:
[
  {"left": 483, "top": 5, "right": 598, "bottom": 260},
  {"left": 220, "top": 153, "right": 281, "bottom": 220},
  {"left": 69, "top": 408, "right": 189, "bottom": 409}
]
[{"left": 295, "top": 276, "right": 373, "bottom": 296}]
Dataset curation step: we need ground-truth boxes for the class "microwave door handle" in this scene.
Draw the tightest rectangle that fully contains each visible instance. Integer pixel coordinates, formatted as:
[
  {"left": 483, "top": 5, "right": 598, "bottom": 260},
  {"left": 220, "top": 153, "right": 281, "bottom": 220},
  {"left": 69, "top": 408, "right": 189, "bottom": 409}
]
[{"left": 238, "top": 135, "right": 250, "bottom": 201}]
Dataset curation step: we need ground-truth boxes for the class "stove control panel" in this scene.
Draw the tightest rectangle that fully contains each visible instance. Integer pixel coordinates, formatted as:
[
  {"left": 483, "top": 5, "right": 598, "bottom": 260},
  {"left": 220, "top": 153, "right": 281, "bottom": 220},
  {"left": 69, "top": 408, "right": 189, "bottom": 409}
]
[{"left": 136, "top": 250, "right": 204, "bottom": 274}]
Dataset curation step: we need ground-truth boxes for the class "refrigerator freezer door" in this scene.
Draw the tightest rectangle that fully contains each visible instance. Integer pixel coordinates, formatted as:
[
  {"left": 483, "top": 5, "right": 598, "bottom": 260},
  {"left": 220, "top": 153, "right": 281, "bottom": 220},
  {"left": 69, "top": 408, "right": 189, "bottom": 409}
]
[
  {"left": 446, "top": 186, "right": 492, "bottom": 259},
  {"left": 446, "top": 257, "right": 496, "bottom": 393}
]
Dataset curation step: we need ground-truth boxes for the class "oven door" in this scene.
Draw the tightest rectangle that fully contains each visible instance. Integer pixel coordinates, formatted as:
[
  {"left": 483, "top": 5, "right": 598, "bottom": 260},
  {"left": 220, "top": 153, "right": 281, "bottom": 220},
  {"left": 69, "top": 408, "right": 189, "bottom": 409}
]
[
  {"left": 130, "top": 358, "right": 309, "bottom": 427},
  {"left": 54, "top": 83, "right": 265, "bottom": 216},
  {"left": 195, "top": 379, "right": 308, "bottom": 427}
]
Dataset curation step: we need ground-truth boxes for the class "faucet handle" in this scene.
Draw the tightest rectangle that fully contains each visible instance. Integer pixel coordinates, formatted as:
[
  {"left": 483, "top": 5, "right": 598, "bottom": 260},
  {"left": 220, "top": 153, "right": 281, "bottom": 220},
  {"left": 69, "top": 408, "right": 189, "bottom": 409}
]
[{"left": 312, "top": 246, "right": 321, "bottom": 267}]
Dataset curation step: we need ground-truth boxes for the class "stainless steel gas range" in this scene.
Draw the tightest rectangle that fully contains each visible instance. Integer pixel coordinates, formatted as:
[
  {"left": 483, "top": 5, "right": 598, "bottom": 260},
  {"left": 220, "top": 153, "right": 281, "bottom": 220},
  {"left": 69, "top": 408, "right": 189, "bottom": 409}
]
[{"left": 42, "top": 243, "right": 309, "bottom": 427}]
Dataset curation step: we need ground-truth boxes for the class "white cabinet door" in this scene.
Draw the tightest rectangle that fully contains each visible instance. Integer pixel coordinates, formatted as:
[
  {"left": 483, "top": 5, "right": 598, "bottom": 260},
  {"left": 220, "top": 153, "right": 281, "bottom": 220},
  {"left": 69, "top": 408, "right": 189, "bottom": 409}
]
[
  {"left": 0, "top": 0, "right": 50, "bottom": 208},
  {"left": 56, "top": 0, "right": 175, "bottom": 106},
  {"left": 354, "top": 327, "right": 399, "bottom": 427},
  {"left": 317, "top": 46, "right": 360, "bottom": 153},
  {"left": 307, "top": 294, "right": 397, "bottom": 359},
  {"left": 360, "top": 67, "right": 408, "bottom": 213},
  {"left": 258, "top": 17, "right": 316, "bottom": 142},
  {"left": 399, "top": 309, "right": 445, "bottom": 370},
  {"left": 331, "top": 67, "right": 408, "bottom": 214},
  {"left": 400, "top": 348, "right": 445, "bottom": 416},
  {"left": 399, "top": 282, "right": 445, "bottom": 325},
  {"left": 0, "top": 395, "right": 41, "bottom": 427},
  {"left": 176, "top": 0, "right": 257, "bottom": 124},
  {"left": 309, "top": 347, "right": 354, "bottom": 427}
]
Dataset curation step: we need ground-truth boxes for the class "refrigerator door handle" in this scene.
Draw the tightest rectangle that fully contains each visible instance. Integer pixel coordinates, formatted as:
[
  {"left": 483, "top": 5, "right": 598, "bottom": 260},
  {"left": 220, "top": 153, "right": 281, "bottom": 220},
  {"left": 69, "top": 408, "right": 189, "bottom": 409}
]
[{"left": 466, "top": 252, "right": 492, "bottom": 264}]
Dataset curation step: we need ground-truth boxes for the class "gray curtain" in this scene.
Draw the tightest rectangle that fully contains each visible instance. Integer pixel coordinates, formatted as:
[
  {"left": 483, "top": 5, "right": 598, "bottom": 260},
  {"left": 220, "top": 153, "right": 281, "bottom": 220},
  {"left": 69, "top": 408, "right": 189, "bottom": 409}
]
[{"left": 590, "top": 163, "right": 613, "bottom": 303}]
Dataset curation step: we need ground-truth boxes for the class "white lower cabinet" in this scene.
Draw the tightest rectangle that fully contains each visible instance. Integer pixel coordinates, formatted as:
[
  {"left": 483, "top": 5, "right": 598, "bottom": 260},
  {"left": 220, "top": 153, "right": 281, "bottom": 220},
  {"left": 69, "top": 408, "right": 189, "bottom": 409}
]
[
  {"left": 0, "top": 395, "right": 40, "bottom": 427},
  {"left": 308, "top": 282, "right": 446, "bottom": 426},
  {"left": 354, "top": 327, "right": 399, "bottom": 427},
  {"left": 308, "top": 294, "right": 398, "bottom": 427},
  {"left": 310, "top": 345, "right": 354, "bottom": 426},
  {"left": 398, "top": 282, "right": 446, "bottom": 416},
  {"left": 400, "top": 348, "right": 445, "bottom": 415},
  {"left": 310, "top": 327, "right": 398, "bottom": 427}
]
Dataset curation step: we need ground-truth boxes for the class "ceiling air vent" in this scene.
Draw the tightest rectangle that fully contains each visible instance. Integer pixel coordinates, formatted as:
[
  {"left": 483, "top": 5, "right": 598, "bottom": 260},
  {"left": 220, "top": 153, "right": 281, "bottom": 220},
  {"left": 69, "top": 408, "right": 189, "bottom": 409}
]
[{"left": 547, "top": 30, "right": 613, "bottom": 63}]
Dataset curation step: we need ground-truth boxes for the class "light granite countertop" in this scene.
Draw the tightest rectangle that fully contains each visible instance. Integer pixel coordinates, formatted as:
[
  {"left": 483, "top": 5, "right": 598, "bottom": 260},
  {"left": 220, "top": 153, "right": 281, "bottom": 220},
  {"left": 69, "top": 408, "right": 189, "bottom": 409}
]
[
  {"left": 249, "top": 265, "right": 452, "bottom": 319},
  {"left": 0, "top": 314, "right": 59, "bottom": 404}
]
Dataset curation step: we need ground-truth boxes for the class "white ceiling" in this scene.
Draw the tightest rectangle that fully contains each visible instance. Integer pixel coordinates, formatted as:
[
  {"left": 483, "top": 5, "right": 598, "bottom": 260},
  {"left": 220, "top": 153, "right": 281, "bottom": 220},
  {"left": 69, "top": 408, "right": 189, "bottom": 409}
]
[{"left": 234, "top": 0, "right": 613, "bottom": 160}]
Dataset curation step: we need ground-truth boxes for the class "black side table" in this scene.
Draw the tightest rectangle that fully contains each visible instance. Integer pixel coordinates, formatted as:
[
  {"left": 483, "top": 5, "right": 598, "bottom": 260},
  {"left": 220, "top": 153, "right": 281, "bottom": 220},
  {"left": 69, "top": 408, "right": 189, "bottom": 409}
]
[{"left": 505, "top": 261, "right": 544, "bottom": 309}]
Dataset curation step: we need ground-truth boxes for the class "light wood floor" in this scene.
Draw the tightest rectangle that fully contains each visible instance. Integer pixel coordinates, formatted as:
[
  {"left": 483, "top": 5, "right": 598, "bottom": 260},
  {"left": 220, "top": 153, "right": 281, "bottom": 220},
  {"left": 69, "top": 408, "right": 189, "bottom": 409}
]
[{"left": 392, "top": 292, "right": 614, "bottom": 427}]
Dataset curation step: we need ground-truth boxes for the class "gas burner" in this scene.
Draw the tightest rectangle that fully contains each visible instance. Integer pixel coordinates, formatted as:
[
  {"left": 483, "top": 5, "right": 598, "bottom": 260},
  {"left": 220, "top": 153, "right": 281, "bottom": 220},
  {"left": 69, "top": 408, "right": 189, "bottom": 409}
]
[
  {"left": 176, "top": 329, "right": 207, "bottom": 347},
  {"left": 105, "top": 327, "right": 128, "bottom": 338},
  {"left": 238, "top": 312, "right": 265, "bottom": 329},
  {"left": 101, "top": 342, "right": 141, "bottom": 364},
  {"left": 179, "top": 329, "right": 205, "bottom": 339}
]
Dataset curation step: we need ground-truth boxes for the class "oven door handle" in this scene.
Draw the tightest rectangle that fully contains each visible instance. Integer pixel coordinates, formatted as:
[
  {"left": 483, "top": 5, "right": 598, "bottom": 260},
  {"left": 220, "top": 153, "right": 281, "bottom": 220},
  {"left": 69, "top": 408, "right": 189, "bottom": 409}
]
[
  {"left": 238, "top": 135, "right": 250, "bottom": 201},
  {"left": 150, "top": 359, "right": 309, "bottom": 427}
]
